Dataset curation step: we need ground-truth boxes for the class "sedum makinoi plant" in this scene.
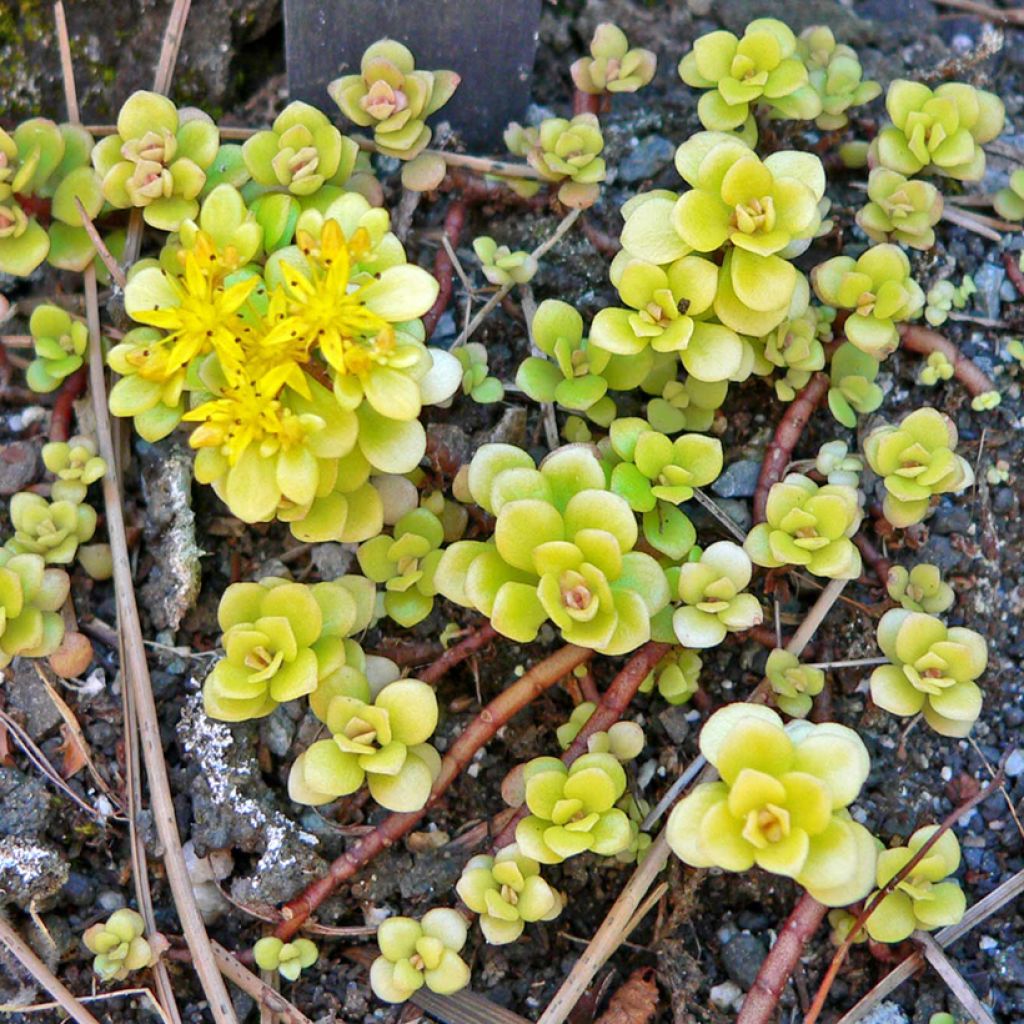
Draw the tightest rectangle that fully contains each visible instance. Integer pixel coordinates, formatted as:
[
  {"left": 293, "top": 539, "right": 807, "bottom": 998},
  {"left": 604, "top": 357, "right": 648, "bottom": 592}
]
[
  {"left": 329, "top": 40, "right": 460, "bottom": 161},
  {"left": 856, "top": 168, "right": 943, "bottom": 251},
  {"left": 827, "top": 342, "right": 883, "bottom": 429},
  {"left": 0, "top": 551, "right": 70, "bottom": 668},
  {"left": 555, "top": 703, "right": 645, "bottom": 763},
  {"left": 435, "top": 444, "right": 669, "bottom": 655},
  {"left": 745, "top": 474, "right": 863, "bottom": 580},
  {"left": 203, "top": 575, "right": 374, "bottom": 722},
  {"left": 765, "top": 650, "right": 825, "bottom": 719},
  {"left": 864, "top": 407, "right": 974, "bottom": 527},
  {"left": 887, "top": 563, "right": 954, "bottom": 614},
  {"left": 505, "top": 115, "right": 606, "bottom": 209},
  {"left": 762, "top": 306, "right": 830, "bottom": 401},
  {"left": 666, "top": 703, "right": 878, "bottom": 906},
  {"left": 6, "top": 493, "right": 97, "bottom": 566},
  {"left": 862, "top": 826, "right": 965, "bottom": 943},
  {"left": 473, "top": 236, "right": 537, "bottom": 287},
  {"left": 253, "top": 937, "right": 319, "bottom": 981},
  {"left": 812, "top": 243, "right": 924, "bottom": 359},
  {"left": 870, "top": 79, "right": 1004, "bottom": 182},
  {"left": 457, "top": 844, "right": 564, "bottom": 944},
  {"left": 640, "top": 648, "right": 702, "bottom": 705},
  {"left": 83, "top": 909, "right": 157, "bottom": 982},
  {"left": 371, "top": 909, "right": 470, "bottom": 1003},
  {"left": 571, "top": 23, "right": 656, "bottom": 96},
  {"left": 288, "top": 678, "right": 441, "bottom": 812},
  {"left": 994, "top": 168, "right": 1024, "bottom": 222},
  {"left": 25, "top": 304, "right": 89, "bottom": 394},
  {"left": 871, "top": 608, "right": 986, "bottom": 738},
  {"left": 42, "top": 437, "right": 107, "bottom": 505},
  {"left": 796, "top": 26, "right": 881, "bottom": 131}
]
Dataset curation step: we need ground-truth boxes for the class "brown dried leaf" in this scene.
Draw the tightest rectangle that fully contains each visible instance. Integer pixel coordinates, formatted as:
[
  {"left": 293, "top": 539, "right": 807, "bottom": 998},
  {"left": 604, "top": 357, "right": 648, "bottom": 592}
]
[{"left": 595, "top": 967, "right": 660, "bottom": 1024}]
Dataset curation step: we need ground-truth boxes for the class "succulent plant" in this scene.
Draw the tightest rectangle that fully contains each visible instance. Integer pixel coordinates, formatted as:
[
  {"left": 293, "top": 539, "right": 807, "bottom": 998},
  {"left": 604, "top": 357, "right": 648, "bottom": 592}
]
[
  {"left": 918, "top": 351, "right": 954, "bottom": 387},
  {"left": 6, "top": 493, "right": 96, "bottom": 566},
  {"left": 827, "top": 907, "right": 866, "bottom": 946},
  {"left": 645, "top": 371, "right": 728, "bottom": 434},
  {"left": 871, "top": 608, "right": 986, "bottom": 737},
  {"left": 640, "top": 648, "right": 702, "bottom": 705},
  {"left": 871, "top": 79, "right": 1004, "bottom": 182},
  {"left": 924, "top": 276, "right": 975, "bottom": 327},
  {"left": 763, "top": 307, "right": 829, "bottom": 401},
  {"left": 473, "top": 236, "right": 537, "bottom": 286},
  {"left": 864, "top": 407, "right": 974, "bottom": 527},
  {"left": 42, "top": 437, "right": 107, "bottom": 504},
  {"left": 994, "top": 168, "right": 1024, "bottom": 222},
  {"left": 92, "top": 91, "right": 219, "bottom": 230},
  {"left": 678, "top": 19, "right": 819, "bottom": 132},
  {"left": 555, "top": 703, "right": 645, "bottom": 762},
  {"left": 289, "top": 678, "right": 441, "bottom": 812},
  {"left": 515, "top": 752, "right": 632, "bottom": 863},
  {"left": 357, "top": 508, "right": 444, "bottom": 627},
  {"left": 765, "top": 649, "right": 825, "bottom": 718},
  {"left": 827, "top": 342, "right": 884, "bottom": 428},
  {"left": 176, "top": 183, "right": 264, "bottom": 267},
  {"left": 812, "top": 244, "right": 924, "bottom": 359},
  {"left": 0, "top": 119, "right": 104, "bottom": 276},
  {"left": 745, "top": 474, "right": 863, "bottom": 580},
  {"left": 592, "top": 255, "right": 745, "bottom": 382},
  {"left": 856, "top": 168, "right": 943, "bottom": 251},
  {"left": 370, "top": 909, "right": 471, "bottom": 1002},
  {"left": 202, "top": 576, "right": 374, "bottom": 722},
  {"left": 815, "top": 440, "right": 863, "bottom": 488},
  {"left": 863, "top": 825, "right": 965, "bottom": 943},
  {"left": 457, "top": 845, "right": 564, "bottom": 944},
  {"left": 672, "top": 541, "right": 762, "bottom": 649},
  {"left": 82, "top": 909, "right": 156, "bottom": 982},
  {"left": 796, "top": 27, "right": 881, "bottom": 130},
  {"left": 453, "top": 343, "right": 505, "bottom": 404},
  {"left": 0, "top": 550, "right": 70, "bottom": 668},
  {"left": 886, "top": 563, "right": 954, "bottom": 614},
  {"left": 572, "top": 23, "right": 657, "bottom": 96},
  {"left": 666, "top": 703, "right": 877, "bottom": 906},
  {"left": 517, "top": 299, "right": 650, "bottom": 425},
  {"left": 243, "top": 102, "right": 358, "bottom": 197},
  {"left": 252, "top": 937, "right": 318, "bottom": 981},
  {"left": 505, "top": 115, "right": 606, "bottom": 209},
  {"left": 435, "top": 444, "right": 670, "bottom": 655},
  {"left": 25, "top": 305, "right": 89, "bottom": 394}
]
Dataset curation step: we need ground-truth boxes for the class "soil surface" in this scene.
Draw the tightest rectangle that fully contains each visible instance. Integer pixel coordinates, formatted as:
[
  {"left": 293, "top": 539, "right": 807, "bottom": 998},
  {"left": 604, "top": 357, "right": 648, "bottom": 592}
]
[{"left": 1, "top": 1, "right": 1022, "bottom": 1022}]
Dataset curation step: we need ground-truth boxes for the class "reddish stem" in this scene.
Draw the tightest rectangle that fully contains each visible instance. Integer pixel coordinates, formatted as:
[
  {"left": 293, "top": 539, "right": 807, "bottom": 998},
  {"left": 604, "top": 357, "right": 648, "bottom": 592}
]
[
  {"left": 854, "top": 532, "right": 892, "bottom": 588},
  {"left": 1003, "top": 251, "right": 1024, "bottom": 298},
  {"left": 898, "top": 325, "right": 994, "bottom": 397},
  {"left": 422, "top": 199, "right": 467, "bottom": 338},
  {"left": 737, "top": 892, "right": 829, "bottom": 1024},
  {"left": 49, "top": 366, "right": 88, "bottom": 442},
  {"left": 418, "top": 622, "right": 499, "bottom": 685},
  {"left": 573, "top": 90, "right": 602, "bottom": 116},
  {"left": 273, "top": 643, "right": 593, "bottom": 939},
  {"left": 489, "top": 641, "right": 671, "bottom": 851},
  {"left": 753, "top": 372, "right": 830, "bottom": 523}
]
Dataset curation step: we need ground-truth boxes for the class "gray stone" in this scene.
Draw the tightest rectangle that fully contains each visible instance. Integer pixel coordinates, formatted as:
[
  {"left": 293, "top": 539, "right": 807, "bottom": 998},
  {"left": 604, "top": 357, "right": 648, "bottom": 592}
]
[
  {"left": 619, "top": 135, "right": 675, "bottom": 184},
  {"left": 973, "top": 262, "right": 1005, "bottom": 321},
  {"left": 721, "top": 931, "right": 768, "bottom": 990},
  {"left": 0, "top": 768, "right": 50, "bottom": 838},
  {"left": 6, "top": 659, "right": 62, "bottom": 739},
  {"left": 858, "top": 1002, "right": 910, "bottom": 1024},
  {"left": 260, "top": 706, "right": 296, "bottom": 758},
  {"left": 311, "top": 543, "right": 354, "bottom": 579},
  {"left": 711, "top": 459, "right": 761, "bottom": 499},
  {"left": 0, "top": 837, "right": 68, "bottom": 910},
  {"left": 0, "top": 440, "right": 41, "bottom": 496},
  {"left": 659, "top": 705, "right": 691, "bottom": 745}
]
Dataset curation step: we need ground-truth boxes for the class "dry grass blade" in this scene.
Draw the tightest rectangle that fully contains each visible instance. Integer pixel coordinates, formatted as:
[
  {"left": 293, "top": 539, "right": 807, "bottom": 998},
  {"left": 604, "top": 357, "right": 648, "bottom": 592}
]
[
  {"left": 0, "top": 914, "right": 102, "bottom": 1024},
  {"left": 73, "top": 200, "right": 127, "bottom": 288},
  {"left": 940, "top": 205, "right": 1003, "bottom": 242},
  {"left": 933, "top": 0, "right": 1024, "bottom": 25},
  {"left": 211, "top": 942, "right": 313, "bottom": 1024},
  {"left": 914, "top": 932, "right": 997, "bottom": 1024},
  {"left": 2, "top": 986, "right": 174, "bottom": 1024}
]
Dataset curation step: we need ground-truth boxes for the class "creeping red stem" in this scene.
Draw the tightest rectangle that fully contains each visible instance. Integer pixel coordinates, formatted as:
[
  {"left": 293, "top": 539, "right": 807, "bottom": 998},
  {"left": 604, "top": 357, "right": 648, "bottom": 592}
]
[
  {"left": 49, "top": 366, "right": 88, "bottom": 442},
  {"left": 422, "top": 199, "right": 467, "bottom": 338},
  {"left": 898, "top": 324, "right": 994, "bottom": 397}
]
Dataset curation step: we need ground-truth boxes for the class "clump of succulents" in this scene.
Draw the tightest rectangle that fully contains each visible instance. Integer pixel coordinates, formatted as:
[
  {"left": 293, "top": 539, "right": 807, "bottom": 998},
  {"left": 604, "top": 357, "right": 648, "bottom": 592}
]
[
  {"left": 329, "top": 40, "right": 460, "bottom": 160},
  {"left": 645, "top": 373, "right": 728, "bottom": 433},
  {"left": 870, "top": 79, "right": 1004, "bottom": 182},
  {"left": 827, "top": 343, "right": 884, "bottom": 428},
  {"left": 812, "top": 244, "right": 924, "bottom": 359},
  {"left": 924, "top": 275, "right": 975, "bottom": 327},
  {"left": 505, "top": 115, "right": 606, "bottom": 208},
  {"left": 42, "top": 437, "right": 107, "bottom": 504},
  {"left": 6, "top": 493, "right": 96, "bottom": 566},
  {"left": 202, "top": 576, "right": 374, "bottom": 722},
  {"left": 357, "top": 508, "right": 444, "bottom": 627},
  {"left": 862, "top": 826, "right": 965, "bottom": 942},
  {"left": 0, "top": 119, "right": 104, "bottom": 276},
  {"left": 765, "top": 649, "right": 825, "bottom": 718},
  {"left": 678, "top": 19, "right": 819, "bottom": 134},
  {"left": 517, "top": 299, "right": 650, "bottom": 425},
  {"left": 242, "top": 101, "right": 358, "bottom": 196},
  {"left": 453, "top": 343, "right": 505, "bottom": 404},
  {"left": 289, "top": 678, "right": 441, "bottom": 812},
  {"left": 457, "top": 845, "right": 564, "bottom": 944},
  {"left": 745, "top": 474, "right": 863, "bottom": 580},
  {"left": 435, "top": 444, "right": 669, "bottom": 654},
  {"left": 571, "top": 22, "right": 656, "bottom": 96},
  {"left": 92, "top": 91, "right": 218, "bottom": 230},
  {"left": 856, "top": 169, "right": 943, "bottom": 251},
  {"left": 796, "top": 26, "right": 881, "bottom": 130},
  {"left": 887, "top": 563, "right": 954, "bottom": 614},
  {"left": 871, "top": 609, "right": 986, "bottom": 737},
  {"left": 82, "top": 909, "right": 156, "bottom": 982},
  {"left": 815, "top": 440, "right": 863, "bottom": 488},
  {"left": 672, "top": 541, "right": 762, "bottom": 649},
  {"left": 640, "top": 648, "right": 702, "bottom": 705},
  {"left": 515, "top": 752, "right": 632, "bottom": 862},
  {"left": 864, "top": 407, "right": 974, "bottom": 527},
  {"left": 25, "top": 305, "right": 89, "bottom": 394},
  {"left": 666, "top": 704, "right": 877, "bottom": 906},
  {"left": 370, "top": 909, "right": 471, "bottom": 1002},
  {"left": 994, "top": 168, "right": 1024, "bottom": 222},
  {"left": 762, "top": 307, "right": 829, "bottom": 401},
  {"left": 253, "top": 937, "right": 318, "bottom": 980},
  {"left": 473, "top": 236, "right": 537, "bottom": 286},
  {"left": 0, "top": 551, "right": 70, "bottom": 668},
  {"left": 918, "top": 351, "right": 954, "bottom": 387},
  {"left": 555, "top": 703, "right": 645, "bottom": 763}
]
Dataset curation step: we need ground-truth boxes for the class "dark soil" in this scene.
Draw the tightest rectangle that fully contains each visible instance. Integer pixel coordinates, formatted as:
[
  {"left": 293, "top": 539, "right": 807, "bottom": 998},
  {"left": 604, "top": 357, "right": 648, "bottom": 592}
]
[{"left": 1, "top": 1, "right": 1022, "bottom": 1022}]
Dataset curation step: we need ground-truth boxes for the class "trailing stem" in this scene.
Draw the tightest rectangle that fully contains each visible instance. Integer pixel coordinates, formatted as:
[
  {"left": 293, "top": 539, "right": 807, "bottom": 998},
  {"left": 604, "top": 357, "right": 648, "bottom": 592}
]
[
  {"left": 418, "top": 621, "right": 499, "bottom": 685},
  {"left": 273, "top": 644, "right": 594, "bottom": 939},
  {"left": 898, "top": 324, "right": 995, "bottom": 397},
  {"left": 422, "top": 199, "right": 467, "bottom": 337},
  {"left": 854, "top": 532, "right": 892, "bottom": 587},
  {"left": 48, "top": 366, "right": 88, "bottom": 442},
  {"left": 1004, "top": 251, "right": 1024, "bottom": 298}
]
